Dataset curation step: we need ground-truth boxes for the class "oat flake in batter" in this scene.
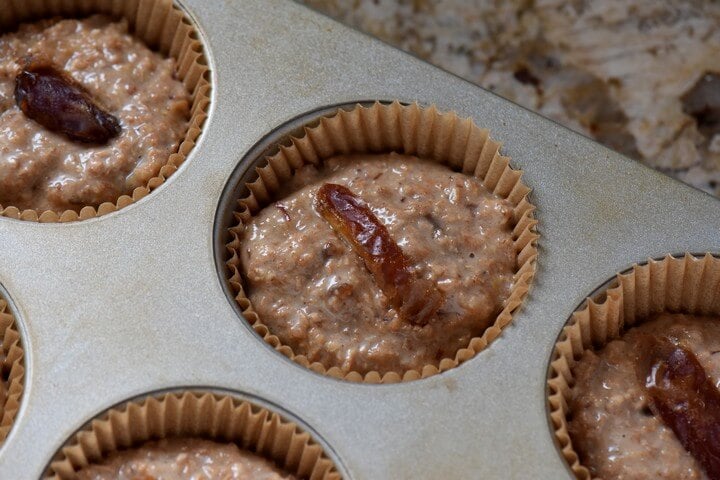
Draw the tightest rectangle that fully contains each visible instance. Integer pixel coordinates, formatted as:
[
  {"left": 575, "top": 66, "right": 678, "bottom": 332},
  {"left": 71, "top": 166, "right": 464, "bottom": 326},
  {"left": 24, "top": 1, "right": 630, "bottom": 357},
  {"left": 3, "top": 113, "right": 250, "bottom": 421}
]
[
  {"left": 241, "top": 154, "right": 516, "bottom": 375},
  {"left": 0, "top": 16, "right": 190, "bottom": 213}
]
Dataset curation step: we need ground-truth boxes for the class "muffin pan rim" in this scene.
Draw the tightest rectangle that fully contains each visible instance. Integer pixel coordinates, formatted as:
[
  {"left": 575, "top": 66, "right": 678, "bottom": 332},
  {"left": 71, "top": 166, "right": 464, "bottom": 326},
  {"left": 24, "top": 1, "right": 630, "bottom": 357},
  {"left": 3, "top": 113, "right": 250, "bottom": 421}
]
[{"left": 1, "top": 0, "right": 720, "bottom": 477}]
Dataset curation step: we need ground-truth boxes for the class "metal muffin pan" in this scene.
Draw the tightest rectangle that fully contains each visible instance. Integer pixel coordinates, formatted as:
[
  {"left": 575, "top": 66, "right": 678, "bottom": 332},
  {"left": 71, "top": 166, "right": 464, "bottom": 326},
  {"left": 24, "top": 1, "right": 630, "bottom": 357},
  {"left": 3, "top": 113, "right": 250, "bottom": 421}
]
[{"left": 1, "top": 0, "right": 719, "bottom": 478}]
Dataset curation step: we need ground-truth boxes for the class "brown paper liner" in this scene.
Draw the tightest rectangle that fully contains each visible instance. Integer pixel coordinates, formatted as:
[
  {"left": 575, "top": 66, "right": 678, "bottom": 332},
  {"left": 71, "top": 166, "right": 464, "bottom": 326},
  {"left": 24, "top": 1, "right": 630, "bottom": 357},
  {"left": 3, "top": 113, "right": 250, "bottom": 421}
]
[
  {"left": 226, "top": 101, "right": 539, "bottom": 383},
  {"left": 45, "top": 390, "right": 342, "bottom": 480},
  {"left": 0, "top": 0, "right": 210, "bottom": 223},
  {"left": 547, "top": 253, "right": 720, "bottom": 479},
  {"left": 0, "top": 296, "right": 24, "bottom": 445}
]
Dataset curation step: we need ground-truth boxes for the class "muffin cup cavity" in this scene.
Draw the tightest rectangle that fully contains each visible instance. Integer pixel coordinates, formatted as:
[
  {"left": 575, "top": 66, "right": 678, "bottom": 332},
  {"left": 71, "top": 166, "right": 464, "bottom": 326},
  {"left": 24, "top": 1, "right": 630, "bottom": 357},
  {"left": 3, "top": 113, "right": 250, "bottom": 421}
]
[
  {"left": 226, "top": 101, "right": 539, "bottom": 383},
  {"left": 0, "top": 0, "right": 211, "bottom": 222},
  {"left": 44, "top": 390, "right": 341, "bottom": 480},
  {"left": 547, "top": 253, "right": 720, "bottom": 479},
  {"left": 0, "top": 296, "right": 24, "bottom": 446}
]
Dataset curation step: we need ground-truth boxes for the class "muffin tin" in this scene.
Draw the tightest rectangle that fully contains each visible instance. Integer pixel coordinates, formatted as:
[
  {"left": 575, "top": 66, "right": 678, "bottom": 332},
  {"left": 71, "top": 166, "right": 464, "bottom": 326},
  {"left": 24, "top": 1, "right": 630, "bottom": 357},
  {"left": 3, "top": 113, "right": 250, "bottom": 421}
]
[{"left": 1, "top": 0, "right": 720, "bottom": 478}]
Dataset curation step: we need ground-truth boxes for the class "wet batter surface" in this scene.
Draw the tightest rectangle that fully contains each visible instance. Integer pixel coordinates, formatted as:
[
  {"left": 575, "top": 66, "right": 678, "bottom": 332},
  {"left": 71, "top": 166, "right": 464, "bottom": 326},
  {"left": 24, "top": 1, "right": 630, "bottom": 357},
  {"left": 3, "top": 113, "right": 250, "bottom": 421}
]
[
  {"left": 0, "top": 16, "right": 189, "bottom": 213},
  {"left": 241, "top": 153, "right": 516, "bottom": 375},
  {"left": 569, "top": 314, "right": 720, "bottom": 480},
  {"left": 76, "top": 438, "right": 296, "bottom": 480}
]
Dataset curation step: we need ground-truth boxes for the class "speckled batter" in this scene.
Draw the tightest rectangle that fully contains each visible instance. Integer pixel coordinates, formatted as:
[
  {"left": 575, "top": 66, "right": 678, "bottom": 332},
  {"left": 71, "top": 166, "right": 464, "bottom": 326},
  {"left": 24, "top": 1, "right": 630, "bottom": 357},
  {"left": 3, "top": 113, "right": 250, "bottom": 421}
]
[
  {"left": 0, "top": 16, "right": 189, "bottom": 213},
  {"left": 241, "top": 153, "right": 516, "bottom": 375},
  {"left": 569, "top": 314, "right": 720, "bottom": 480},
  {"left": 76, "top": 438, "right": 296, "bottom": 480}
]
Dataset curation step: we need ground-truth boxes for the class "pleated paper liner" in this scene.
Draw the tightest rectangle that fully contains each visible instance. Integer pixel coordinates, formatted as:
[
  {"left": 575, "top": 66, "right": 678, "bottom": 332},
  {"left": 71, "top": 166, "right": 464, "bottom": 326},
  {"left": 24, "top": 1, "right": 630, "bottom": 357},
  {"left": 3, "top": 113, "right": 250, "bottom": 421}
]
[
  {"left": 0, "top": 0, "right": 210, "bottom": 222},
  {"left": 0, "top": 296, "right": 24, "bottom": 446},
  {"left": 226, "top": 101, "right": 539, "bottom": 383},
  {"left": 45, "top": 390, "right": 342, "bottom": 480},
  {"left": 547, "top": 253, "right": 720, "bottom": 479}
]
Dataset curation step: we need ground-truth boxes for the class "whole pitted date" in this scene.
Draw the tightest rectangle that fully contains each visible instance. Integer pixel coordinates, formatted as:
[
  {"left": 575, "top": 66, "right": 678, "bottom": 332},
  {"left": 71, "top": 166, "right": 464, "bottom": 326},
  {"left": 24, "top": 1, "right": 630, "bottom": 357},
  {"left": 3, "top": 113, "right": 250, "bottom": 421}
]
[
  {"left": 14, "top": 56, "right": 121, "bottom": 143},
  {"left": 637, "top": 335, "right": 720, "bottom": 480},
  {"left": 315, "top": 183, "right": 444, "bottom": 326}
]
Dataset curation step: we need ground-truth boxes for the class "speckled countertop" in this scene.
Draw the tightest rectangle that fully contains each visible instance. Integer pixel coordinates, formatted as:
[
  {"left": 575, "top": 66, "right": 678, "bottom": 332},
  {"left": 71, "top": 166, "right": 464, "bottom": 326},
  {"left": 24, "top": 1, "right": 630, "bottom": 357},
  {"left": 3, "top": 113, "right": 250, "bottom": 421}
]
[{"left": 300, "top": 0, "right": 720, "bottom": 196}]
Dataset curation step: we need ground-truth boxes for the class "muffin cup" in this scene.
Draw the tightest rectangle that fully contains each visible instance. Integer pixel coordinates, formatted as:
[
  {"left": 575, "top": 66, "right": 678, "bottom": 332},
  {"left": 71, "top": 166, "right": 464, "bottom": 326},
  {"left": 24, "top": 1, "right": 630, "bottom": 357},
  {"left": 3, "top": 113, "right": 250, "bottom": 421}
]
[
  {"left": 0, "top": 296, "right": 24, "bottom": 445},
  {"left": 45, "top": 390, "right": 341, "bottom": 480},
  {"left": 0, "top": 0, "right": 211, "bottom": 222},
  {"left": 547, "top": 253, "right": 720, "bottom": 479},
  {"left": 226, "top": 101, "right": 539, "bottom": 383}
]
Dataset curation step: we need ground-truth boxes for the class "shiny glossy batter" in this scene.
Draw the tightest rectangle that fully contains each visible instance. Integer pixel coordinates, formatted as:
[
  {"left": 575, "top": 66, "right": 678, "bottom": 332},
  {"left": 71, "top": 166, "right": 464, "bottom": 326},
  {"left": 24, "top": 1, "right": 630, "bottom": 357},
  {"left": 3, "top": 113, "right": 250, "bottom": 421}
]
[
  {"left": 241, "top": 154, "right": 516, "bottom": 375},
  {"left": 76, "top": 438, "right": 296, "bottom": 480},
  {"left": 0, "top": 16, "right": 189, "bottom": 212},
  {"left": 570, "top": 314, "right": 720, "bottom": 480}
]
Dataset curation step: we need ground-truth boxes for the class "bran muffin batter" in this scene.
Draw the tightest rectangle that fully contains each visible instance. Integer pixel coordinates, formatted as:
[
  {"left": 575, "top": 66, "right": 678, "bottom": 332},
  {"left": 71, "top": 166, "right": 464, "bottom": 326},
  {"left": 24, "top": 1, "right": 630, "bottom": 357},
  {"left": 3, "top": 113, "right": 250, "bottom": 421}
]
[
  {"left": 569, "top": 314, "right": 720, "bottom": 480},
  {"left": 241, "top": 153, "right": 516, "bottom": 375},
  {"left": 0, "top": 16, "right": 189, "bottom": 212},
  {"left": 76, "top": 438, "right": 296, "bottom": 480}
]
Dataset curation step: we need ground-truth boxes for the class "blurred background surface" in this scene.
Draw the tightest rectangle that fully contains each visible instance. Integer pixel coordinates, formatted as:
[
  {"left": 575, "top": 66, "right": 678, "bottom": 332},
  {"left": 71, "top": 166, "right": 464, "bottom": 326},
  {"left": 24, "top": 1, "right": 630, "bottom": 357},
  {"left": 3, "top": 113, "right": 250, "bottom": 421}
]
[{"left": 300, "top": 0, "right": 720, "bottom": 196}]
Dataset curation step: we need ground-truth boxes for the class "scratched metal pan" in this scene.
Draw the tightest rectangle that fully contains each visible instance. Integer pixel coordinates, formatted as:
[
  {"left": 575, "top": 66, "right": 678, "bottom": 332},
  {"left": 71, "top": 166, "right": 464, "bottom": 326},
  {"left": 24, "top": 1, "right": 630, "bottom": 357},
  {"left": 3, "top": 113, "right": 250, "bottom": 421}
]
[{"left": 1, "top": 0, "right": 719, "bottom": 478}]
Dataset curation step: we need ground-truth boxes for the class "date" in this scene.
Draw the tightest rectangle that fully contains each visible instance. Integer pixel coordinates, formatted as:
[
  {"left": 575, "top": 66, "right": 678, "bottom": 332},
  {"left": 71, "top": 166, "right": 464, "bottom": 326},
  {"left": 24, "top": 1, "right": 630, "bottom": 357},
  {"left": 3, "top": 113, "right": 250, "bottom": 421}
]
[
  {"left": 15, "top": 56, "right": 121, "bottom": 143},
  {"left": 637, "top": 334, "right": 720, "bottom": 480},
  {"left": 315, "top": 183, "right": 443, "bottom": 326}
]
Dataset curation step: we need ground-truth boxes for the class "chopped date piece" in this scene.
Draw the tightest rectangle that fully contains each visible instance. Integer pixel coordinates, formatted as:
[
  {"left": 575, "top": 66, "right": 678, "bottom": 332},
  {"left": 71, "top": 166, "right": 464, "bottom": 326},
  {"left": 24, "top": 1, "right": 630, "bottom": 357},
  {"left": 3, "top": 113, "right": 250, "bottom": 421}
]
[
  {"left": 637, "top": 334, "right": 720, "bottom": 480},
  {"left": 14, "top": 56, "right": 121, "bottom": 143},
  {"left": 315, "top": 183, "right": 443, "bottom": 326}
]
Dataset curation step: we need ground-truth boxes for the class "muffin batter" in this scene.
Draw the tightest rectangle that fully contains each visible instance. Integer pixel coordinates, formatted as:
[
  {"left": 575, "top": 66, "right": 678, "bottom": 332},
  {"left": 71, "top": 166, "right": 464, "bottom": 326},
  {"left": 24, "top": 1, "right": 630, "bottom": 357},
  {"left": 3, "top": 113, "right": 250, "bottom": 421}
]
[
  {"left": 76, "top": 438, "right": 296, "bottom": 480},
  {"left": 0, "top": 16, "right": 189, "bottom": 212},
  {"left": 569, "top": 314, "right": 720, "bottom": 480},
  {"left": 241, "top": 153, "right": 516, "bottom": 375}
]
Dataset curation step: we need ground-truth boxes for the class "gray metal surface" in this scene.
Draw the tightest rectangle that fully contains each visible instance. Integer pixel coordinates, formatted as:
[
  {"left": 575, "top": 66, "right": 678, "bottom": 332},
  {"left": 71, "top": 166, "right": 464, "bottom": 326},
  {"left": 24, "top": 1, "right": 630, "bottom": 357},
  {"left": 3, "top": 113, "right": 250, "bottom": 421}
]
[{"left": 0, "top": 0, "right": 718, "bottom": 478}]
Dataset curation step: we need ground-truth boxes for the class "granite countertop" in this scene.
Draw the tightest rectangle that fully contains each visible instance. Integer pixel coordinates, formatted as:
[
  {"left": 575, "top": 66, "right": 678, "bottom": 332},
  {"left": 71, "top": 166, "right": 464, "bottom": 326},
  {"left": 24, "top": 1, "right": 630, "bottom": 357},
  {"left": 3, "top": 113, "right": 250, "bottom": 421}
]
[{"left": 300, "top": 0, "right": 720, "bottom": 197}]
